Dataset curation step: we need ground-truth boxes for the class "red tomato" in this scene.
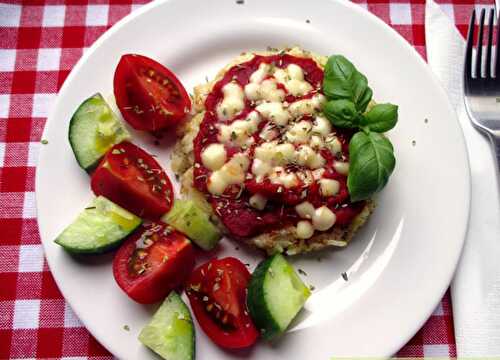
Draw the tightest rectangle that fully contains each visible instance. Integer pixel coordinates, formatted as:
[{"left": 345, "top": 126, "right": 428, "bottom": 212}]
[
  {"left": 113, "top": 222, "right": 195, "bottom": 304},
  {"left": 91, "top": 141, "right": 173, "bottom": 220},
  {"left": 186, "top": 257, "right": 259, "bottom": 349},
  {"left": 114, "top": 54, "right": 191, "bottom": 132}
]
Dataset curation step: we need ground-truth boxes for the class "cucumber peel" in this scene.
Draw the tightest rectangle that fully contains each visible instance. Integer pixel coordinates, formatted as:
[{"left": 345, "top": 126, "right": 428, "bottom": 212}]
[
  {"left": 247, "top": 254, "right": 311, "bottom": 340},
  {"left": 54, "top": 196, "right": 141, "bottom": 254},
  {"left": 69, "top": 93, "right": 130, "bottom": 172},
  {"left": 162, "top": 199, "right": 221, "bottom": 251},
  {"left": 139, "top": 291, "right": 195, "bottom": 360}
]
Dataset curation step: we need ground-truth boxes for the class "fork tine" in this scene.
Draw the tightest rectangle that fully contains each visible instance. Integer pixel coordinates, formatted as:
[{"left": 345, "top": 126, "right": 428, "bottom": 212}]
[
  {"left": 465, "top": 10, "right": 476, "bottom": 82},
  {"left": 476, "top": 9, "right": 486, "bottom": 78},
  {"left": 486, "top": 9, "right": 495, "bottom": 78}
]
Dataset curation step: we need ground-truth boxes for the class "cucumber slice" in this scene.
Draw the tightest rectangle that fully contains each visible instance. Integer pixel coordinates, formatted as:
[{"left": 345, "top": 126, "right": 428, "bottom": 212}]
[
  {"left": 69, "top": 93, "right": 130, "bottom": 172},
  {"left": 162, "top": 199, "right": 221, "bottom": 251},
  {"left": 247, "top": 254, "right": 311, "bottom": 340},
  {"left": 139, "top": 291, "right": 195, "bottom": 360},
  {"left": 54, "top": 196, "right": 141, "bottom": 254}
]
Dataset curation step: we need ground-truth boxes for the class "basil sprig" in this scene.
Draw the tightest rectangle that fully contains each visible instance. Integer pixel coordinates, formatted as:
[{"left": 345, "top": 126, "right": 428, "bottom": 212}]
[
  {"left": 347, "top": 132, "right": 395, "bottom": 202},
  {"left": 323, "top": 55, "right": 373, "bottom": 112},
  {"left": 322, "top": 55, "right": 398, "bottom": 202}
]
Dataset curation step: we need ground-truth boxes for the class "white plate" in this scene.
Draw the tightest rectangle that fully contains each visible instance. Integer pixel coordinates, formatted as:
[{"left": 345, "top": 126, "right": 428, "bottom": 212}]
[{"left": 36, "top": 0, "right": 471, "bottom": 358}]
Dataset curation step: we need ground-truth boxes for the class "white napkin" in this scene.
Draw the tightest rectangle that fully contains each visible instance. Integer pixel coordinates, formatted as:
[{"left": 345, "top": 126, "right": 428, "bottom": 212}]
[{"left": 425, "top": 0, "right": 500, "bottom": 356}]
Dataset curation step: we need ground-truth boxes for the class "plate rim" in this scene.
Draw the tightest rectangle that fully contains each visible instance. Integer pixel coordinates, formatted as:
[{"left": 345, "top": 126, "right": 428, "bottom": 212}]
[{"left": 36, "top": 0, "right": 472, "bottom": 357}]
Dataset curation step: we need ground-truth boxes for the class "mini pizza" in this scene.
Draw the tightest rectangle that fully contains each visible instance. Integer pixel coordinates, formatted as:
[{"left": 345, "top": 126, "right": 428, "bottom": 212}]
[{"left": 172, "top": 47, "right": 375, "bottom": 255}]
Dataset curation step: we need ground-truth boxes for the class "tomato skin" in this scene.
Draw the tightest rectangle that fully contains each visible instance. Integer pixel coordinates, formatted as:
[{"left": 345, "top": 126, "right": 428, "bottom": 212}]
[
  {"left": 113, "top": 222, "right": 195, "bottom": 304},
  {"left": 91, "top": 141, "right": 173, "bottom": 220},
  {"left": 114, "top": 54, "right": 191, "bottom": 132},
  {"left": 186, "top": 257, "right": 259, "bottom": 349}
]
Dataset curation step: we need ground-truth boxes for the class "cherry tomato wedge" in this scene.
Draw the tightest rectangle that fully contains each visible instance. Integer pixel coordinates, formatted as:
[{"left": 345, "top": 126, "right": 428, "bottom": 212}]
[
  {"left": 113, "top": 221, "right": 195, "bottom": 304},
  {"left": 186, "top": 257, "right": 259, "bottom": 349},
  {"left": 114, "top": 54, "right": 191, "bottom": 132},
  {"left": 91, "top": 141, "right": 173, "bottom": 220}
]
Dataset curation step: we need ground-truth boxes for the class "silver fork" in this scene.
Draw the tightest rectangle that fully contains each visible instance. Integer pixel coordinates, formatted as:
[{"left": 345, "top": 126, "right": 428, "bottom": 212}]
[{"left": 464, "top": 8, "right": 500, "bottom": 172}]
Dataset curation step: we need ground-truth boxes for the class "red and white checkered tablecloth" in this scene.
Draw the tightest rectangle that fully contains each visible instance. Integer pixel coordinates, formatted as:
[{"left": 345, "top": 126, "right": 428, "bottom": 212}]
[{"left": 0, "top": 0, "right": 490, "bottom": 358}]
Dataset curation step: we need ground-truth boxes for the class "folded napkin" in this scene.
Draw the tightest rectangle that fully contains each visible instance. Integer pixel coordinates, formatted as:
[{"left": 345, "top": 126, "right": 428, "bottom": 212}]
[{"left": 425, "top": 0, "right": 500, "bottom": 356}]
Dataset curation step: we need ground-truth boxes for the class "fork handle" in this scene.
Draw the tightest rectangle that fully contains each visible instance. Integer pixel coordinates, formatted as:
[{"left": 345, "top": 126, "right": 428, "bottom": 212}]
[{"left": 488, "top": 132, "right": 500, "bottom": 174}]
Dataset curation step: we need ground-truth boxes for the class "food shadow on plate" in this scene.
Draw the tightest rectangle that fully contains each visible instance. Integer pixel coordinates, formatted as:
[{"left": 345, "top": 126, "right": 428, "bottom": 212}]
[
  {"left": 142, "top": 347, "right": 168, "bottom": 360},
  {"left": 65, "top": 250, "right": 115, "bottom": 266},
  {"left": 263, "top": 307, "right": 313, "bottom": 350},
  {"left": 219, "top": 343, "right": 257, "bottom": 358},
  {"left": 125, "top": 119, "right": 179, "bottom": 149},
  {"left": 194, "top": 236, "right": 264, "bottom": 268}
]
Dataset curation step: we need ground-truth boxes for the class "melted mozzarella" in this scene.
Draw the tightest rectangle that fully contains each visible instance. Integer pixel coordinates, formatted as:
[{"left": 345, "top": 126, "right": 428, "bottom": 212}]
[
  {"left": 251, "top": 158, "right": 272, "bottom": 180},
  {"left": 249, "top": 193, "right": 267, "bottom": 210},
  {"left": 208, "top": 60, "right": 343, "bottom": 215},
  {"left": 308, "top": 152, "right": 326, "bottom": 169},
  {"left": 250, "top": 63, "right": 270, "bottom": 83},
  {"left": 285, "top": 120, "right": 312, "bottom": 144},
  {"left": 319, "top": 178, "right": 340, "bottom": 197},
  {"left": 333, "top": 161, "right": 349, "bottom": 175},
  {"left": 295, "top": 201, "right": 315, "bottom": 219},
  {"left": 254, "top": 141, "right": 277, "bottom": 162},
  {"left": 252, "top": 142, "right": 297, "bottom": 181},
  {"left": 296, "top": 170, "right": 314, "bottom": 185},
  {"left": 288, "top": 94, "right": 326, "bottom": 117},
  {"left": 275, "top": 143, "right": 295, "bottom": 163},
  {"left": 274, "top": 64, "right": 313, "bottom": 97},
  {"left": 218, "top": 111, "right": 260, "bottom": 146},
  {"left": 207, "top": 171, "right": 228, "bottom": 195},
  {"left": 256, "top": 102, "right": 290, "bottom": 126},
  {"left": 312, "top": 116, "right": 332, "bottom": 136},
  {"left": 296, "top": 145, "right": 315, "bottom": 166},
  {"left": 245, "top": 79, "right": 285, "bottom": 103},
  {"left": 244, "top": 83, "right": 260, "bottom": 101},
  {"left": 312, "top": 206, "right": 336, "bottom": 231},
  {"left": 270, "top": 169, "right": 299, "bottom": 188},
  {"left": 245, "top": 63, "right": 285, "bottom": 102},
  {"left": 325, "top": 135, "right": 342, "bottom": 154},
  {"left": 309, "top": 135, "right": 323, "bottom": 149},
  {"left": 296, "top": 220, "right": 314, "bottom": 239},
  {"left": 296, "top": 145, "right": 325, "bottom": 169},
  {"left": 312, "top": 168, "right": 325, "bottom": 180},
  {"left": 201, "top": 144, "right": 226, "bottom": 171},
  {"left": 207, "top": 153, "right": 250, "bottom": 195},
  {"left": 259, "top": 123, "right": 280, "bottom": 141},
  {"left": 217, "top": 82, "right": 245, "bottom": 121}
]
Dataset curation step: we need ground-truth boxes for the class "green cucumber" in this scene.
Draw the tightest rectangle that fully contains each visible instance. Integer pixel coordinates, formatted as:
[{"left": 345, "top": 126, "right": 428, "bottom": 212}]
[
  {"left": 54, "top": 196, "right": 141, "bottom": 254},
  {"left": 69, "top": 93, "right": 130, "bottom": 172},
  {"left": 247, "top": 254, "right": 311, "bottom": 340},
  {"left": 139, "top": 291, "right": 195, "bottom": 360},
  {"left": 162, "top": 199, "right": 221, "bottom": 251}
]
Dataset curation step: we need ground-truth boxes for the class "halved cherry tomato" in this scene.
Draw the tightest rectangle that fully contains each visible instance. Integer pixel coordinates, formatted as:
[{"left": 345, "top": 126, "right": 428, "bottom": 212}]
[
  {"left": 113, "top": 221, "right": 195, "bottom": 304},
  {"left": 91, "top": 141, "right": 173, "bottom": 220},
  {"left": 114, "top": 54, "right": 191, "bottom": 132},
  {"left": 186, "top": 257, "right": 259, "bottom": 349}
]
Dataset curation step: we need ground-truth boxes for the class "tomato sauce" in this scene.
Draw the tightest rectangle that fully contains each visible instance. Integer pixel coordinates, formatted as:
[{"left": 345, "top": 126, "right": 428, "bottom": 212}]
[{"left": 192, "top": 53, "right": 365, "bottom": 238}]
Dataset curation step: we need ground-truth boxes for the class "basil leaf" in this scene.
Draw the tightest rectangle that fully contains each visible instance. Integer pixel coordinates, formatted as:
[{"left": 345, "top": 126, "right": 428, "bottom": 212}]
[
  {"left": 323, "top": 55, "right": 373, "bottom": 112},
  {"left": 360, "top": 103, "right": 398, "bottom": 132},
  {"left": 323, "top": 99, "right": 359, "bottom": 128},
  {"left": 347, "top": 131, "right": 396, "bottom": 202},
  {"left": 357, "top": 87, "right": 373, "bottom": 114}
]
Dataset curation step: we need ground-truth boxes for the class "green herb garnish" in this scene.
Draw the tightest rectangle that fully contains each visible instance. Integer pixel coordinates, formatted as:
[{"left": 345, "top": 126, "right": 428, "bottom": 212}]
[
  {"left": 347, "top": 132, "right": 395, "bottom": 202},
  {"left": 322, "top": 55, "right": 398, "bottom": 202}
]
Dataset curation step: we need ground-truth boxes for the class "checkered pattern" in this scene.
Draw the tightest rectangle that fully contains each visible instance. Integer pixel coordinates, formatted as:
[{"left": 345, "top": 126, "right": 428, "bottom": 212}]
[{"left": 0, "top": 0, "right": 489, "bottom": 358}]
